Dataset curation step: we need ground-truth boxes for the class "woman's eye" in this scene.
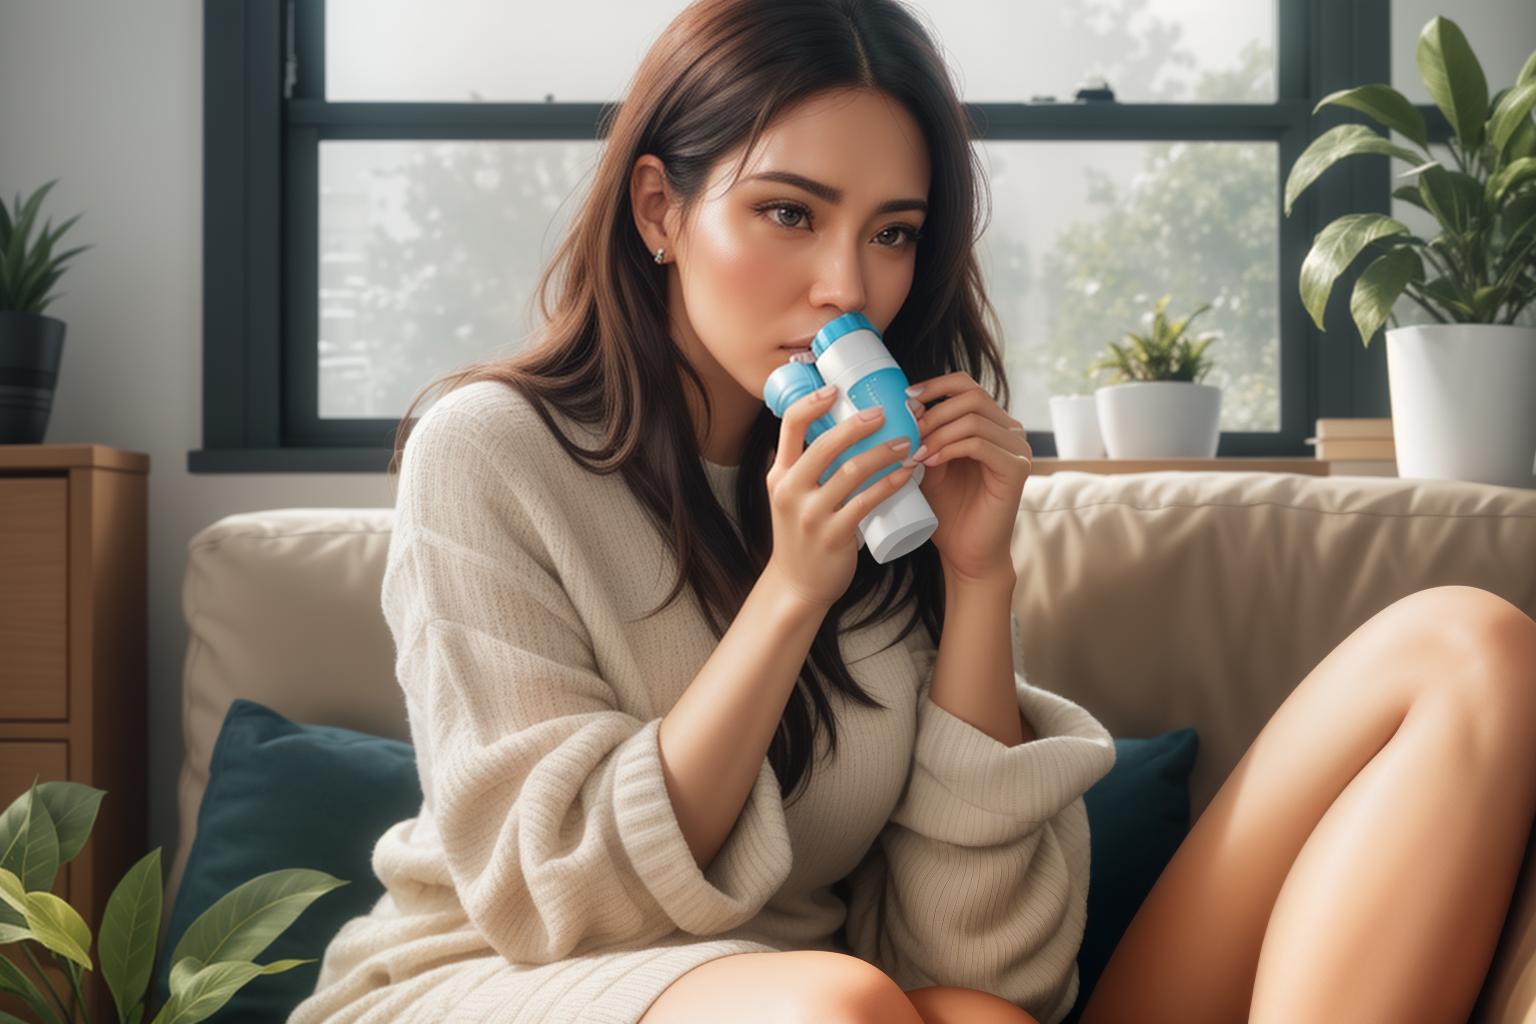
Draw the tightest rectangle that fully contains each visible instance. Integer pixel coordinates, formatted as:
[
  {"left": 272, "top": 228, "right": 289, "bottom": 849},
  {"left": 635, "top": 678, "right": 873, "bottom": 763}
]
[
  {"left": 755, "top": 201, "right": 922, "bottom": 248},
  {"left": 876, "top": 225, "right": 923, "bottom": 247},
  {"left": 759, "top": 201, "right": 809, "bottom": 229}
]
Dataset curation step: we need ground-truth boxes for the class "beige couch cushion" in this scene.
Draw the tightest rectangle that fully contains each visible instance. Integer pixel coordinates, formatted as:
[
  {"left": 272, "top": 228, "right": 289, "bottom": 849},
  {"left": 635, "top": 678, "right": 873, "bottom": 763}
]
[{"left": 169, "top": 472, "right": 1536, "bottom": 1020}]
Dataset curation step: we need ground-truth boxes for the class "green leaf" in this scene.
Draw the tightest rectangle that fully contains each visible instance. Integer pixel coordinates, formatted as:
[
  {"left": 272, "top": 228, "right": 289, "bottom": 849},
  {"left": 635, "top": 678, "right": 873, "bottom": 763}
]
[
  {"left": 1509, "top": 116, "right": 1536, "bottom": 162},
  {"left": 1488, "top": 157, "right": 1536, "bottom": 205},
  {"left": 1351, "top": 248, "right": 1424, "bottom": 346},
  {"left": 1519, "top": 46, "right": 1536, "bottom": 87},
  {"left": 1284, "top": 124, "right": 1425, "bottom": 216},
  {"left": 1314, "top": 84, "right": 1428, "bottom": 147},
  {"left": 101, "top": 848, "right": 161, "bottom": 1024},
  {"left": 150, "top": 957, "right": 312, "bottom": 1024},
  {"left": 1471, "top": 284, "right": 1508, "bottom": 320},
  {"left": 1490, "top": 81, "right": 1536, "bottom": 157},
  {"left": 24, "top": 891, "right": 93, "bottom": 971},
  {"left": 0, "top": 780, "right": 62, "bottom": 894},
  {"left": 1418, "top": 164, "right": 1484, "bottom": 236},
  {"left": 1300, "top": 213, "right": 1411, "bottom": 330},
  {"left": 1420, "top": 276, "right": 1475, "bottom": 319},
  {"left": 0, "top": 948, "right": 59, "bottom": 1023},
  {"left": 168, "top": 868, "right": 346, "bottom": 970},
  {"left": 1416, "top": 16, "right": 1489, "bottom": 151},
  {"left": 1393, "top": 184, "right": 1431, "bottom": 211}
]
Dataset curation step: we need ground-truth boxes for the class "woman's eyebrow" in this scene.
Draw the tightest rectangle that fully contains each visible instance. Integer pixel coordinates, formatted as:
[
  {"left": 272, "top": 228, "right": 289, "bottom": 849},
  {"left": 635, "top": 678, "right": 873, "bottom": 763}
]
[{"left": 743, "top": 170, "right": 928, "bottom": 215}]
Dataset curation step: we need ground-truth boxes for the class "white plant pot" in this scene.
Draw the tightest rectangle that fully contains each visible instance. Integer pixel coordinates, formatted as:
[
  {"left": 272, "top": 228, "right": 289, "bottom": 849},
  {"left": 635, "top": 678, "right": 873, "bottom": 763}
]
[
  {"left": 1049, "top": 394, "right": 1106, "bottom": 457},
  {"left": 1385, "top": 324, "right": 1536, "bottom": 489},
  {"left": 1095, "top": 381, "right": 1222, "bottom": 458}
]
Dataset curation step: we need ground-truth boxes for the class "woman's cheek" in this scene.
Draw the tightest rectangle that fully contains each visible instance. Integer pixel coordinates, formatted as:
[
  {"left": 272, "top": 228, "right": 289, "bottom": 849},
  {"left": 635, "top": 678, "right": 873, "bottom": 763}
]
[{"left": 697, "top": 210, "right": 789, "bottom": 299}]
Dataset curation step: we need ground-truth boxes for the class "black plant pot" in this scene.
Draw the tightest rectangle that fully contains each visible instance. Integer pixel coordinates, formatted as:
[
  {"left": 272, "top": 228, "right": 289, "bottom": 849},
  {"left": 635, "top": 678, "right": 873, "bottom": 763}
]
[{"left": 0, "top": 310, "right": 65, "bottom": 444}]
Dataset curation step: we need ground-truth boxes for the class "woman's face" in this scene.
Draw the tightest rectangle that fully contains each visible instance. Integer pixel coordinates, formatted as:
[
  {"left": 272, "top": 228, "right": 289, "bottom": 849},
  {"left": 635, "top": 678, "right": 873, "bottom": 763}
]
[{"left": 631, "top": 87, "right": 931, "bottom": 460}]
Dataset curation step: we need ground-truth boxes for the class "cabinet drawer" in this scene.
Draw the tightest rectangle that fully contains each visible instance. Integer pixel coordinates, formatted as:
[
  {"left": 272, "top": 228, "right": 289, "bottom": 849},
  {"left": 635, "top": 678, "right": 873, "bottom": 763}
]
[{"left": 0, "top": 478, "right": 68, "bottom": 719}]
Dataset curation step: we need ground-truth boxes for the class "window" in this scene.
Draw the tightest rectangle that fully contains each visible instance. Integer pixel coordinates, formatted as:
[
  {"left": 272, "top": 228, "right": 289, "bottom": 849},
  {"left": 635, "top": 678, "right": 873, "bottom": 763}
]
[{"left": 192, "top": 0, "right": 1396, "bottom": 471}]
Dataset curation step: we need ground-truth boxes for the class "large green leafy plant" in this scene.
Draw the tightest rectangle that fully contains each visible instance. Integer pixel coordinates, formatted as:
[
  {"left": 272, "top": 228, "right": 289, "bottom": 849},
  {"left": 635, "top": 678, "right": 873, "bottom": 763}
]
[
  {"left": 0, "top": 180, "right": 91, "bottom": 315},
  {"left": 1088, "top": 294, "right": 1219, "bottom": 384},
  {"left": 0, "top": 779, "right": 344, "bottom": 1024},
  {"left": 1284, "top": 16, "right": 1536, "bottom": 345}
]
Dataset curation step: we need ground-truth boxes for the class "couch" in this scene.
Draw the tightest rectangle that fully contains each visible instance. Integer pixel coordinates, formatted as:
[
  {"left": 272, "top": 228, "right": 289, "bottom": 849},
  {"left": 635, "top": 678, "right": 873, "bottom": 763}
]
[{"left": 162, "top": 469, "right": 1536, "bottom": 1021}]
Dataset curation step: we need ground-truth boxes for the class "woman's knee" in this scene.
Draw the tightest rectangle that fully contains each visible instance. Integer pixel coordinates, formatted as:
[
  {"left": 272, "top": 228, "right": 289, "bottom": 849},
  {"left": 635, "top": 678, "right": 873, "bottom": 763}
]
[
  {"left": 906, "top": 984, "right": 1042, "bottom": 1023},
  {"left": 804, "top": 952, "right": 924, "bottom": 1024},
  {"left": 1391, "top": 585, "right": 1536, "bottom": 732},
  {"left": 639, "top": 951, "right": 921, "bottom": 1024}
]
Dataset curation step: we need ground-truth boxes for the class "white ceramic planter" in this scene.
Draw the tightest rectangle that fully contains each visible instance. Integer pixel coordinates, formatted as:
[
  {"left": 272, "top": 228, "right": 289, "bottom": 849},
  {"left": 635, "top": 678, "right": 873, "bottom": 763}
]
[
  {"left": 1385, "top": 324, "right": 1536, "bottom": 489},
  {"left": 1095, "top": 381, "right": 1222, "bottom": 458},
  {"left": 1048, "top": 394, "right": 1106, "bottom": 457}
]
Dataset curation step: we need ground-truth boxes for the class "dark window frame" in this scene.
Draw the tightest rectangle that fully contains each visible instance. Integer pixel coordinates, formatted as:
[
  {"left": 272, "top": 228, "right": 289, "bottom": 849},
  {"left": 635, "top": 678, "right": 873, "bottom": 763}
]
[{"left": 192, "top": 0, "right": 1413, "bottom": 472}]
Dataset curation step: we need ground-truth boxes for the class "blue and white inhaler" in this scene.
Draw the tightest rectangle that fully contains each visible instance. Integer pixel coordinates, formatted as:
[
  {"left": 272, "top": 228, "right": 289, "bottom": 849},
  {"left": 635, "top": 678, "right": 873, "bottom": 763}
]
[{"left": 763, "top": 312, "right": 938, "bottom": 563}]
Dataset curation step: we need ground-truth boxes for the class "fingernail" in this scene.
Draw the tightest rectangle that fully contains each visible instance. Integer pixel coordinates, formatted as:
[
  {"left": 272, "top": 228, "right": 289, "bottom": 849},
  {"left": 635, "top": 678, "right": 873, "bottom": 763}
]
[
  {"left": 911, "top": 444, "right": 929, "bottom": 461},
  {"left": 858, "top": 406, "right": 884, "bottom": 421},
  {"left": 815, "top": 384, "right": 836, "bottom": 397},
  {"left": 906, "top": 398, "right": 924, "bottom": 418},
  {"left": 887, "top": 437, "right": 911, "bottom": 452},
  {"left": 904, "top": 384, "right": 924, "bottom": 398}
]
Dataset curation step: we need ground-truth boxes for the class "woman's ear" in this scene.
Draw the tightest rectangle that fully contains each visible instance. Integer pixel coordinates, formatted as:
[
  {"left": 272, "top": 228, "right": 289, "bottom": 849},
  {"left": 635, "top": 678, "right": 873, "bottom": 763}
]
[{"left": 629, "top": 154, "right": 677, "bottom": 260}]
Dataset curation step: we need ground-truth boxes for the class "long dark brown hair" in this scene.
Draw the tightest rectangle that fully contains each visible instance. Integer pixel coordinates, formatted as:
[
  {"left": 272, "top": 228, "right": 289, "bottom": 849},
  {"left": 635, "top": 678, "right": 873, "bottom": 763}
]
[{"left": 391, "top": 0, "right": 1010, "bottom": 805}]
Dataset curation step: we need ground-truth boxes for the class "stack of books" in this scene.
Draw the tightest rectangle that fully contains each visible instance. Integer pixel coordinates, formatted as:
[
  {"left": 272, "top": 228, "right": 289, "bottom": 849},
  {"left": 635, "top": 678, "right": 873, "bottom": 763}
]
[{"left": 1305, "top": 418, "right": 1396, "bottom": 476}]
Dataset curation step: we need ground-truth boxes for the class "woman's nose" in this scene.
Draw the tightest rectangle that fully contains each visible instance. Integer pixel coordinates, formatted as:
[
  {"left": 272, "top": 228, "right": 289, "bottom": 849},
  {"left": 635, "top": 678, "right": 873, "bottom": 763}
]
[{"left": 808, "top": 249, "right": 867, "bottom": 313}]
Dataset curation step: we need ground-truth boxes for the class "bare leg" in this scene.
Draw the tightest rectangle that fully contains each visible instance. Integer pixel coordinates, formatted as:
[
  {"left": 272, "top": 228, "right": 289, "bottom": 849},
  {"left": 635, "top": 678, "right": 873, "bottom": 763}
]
[
  {"left": 1250, "top": 596, "right": 1536, "bottom": 1022},
  {"left": 905, "top": 985, "right": 1042, "bottom": 1023},
  {"left": 638, "top": 950, "right": 925, "bottom": 1023},
  {"left": 1078, "top": 585, "right": 1536, "bottom": 1024}
]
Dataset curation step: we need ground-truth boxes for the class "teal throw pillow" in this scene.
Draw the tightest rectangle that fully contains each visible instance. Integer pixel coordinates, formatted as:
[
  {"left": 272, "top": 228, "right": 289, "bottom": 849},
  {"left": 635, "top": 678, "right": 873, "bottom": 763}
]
[
  {"left": 1064, "top": 727, "right": 1200, "bottom": 1024},
  {"left": 153, "top": 699, "right": 422, "bottom": 1019}
]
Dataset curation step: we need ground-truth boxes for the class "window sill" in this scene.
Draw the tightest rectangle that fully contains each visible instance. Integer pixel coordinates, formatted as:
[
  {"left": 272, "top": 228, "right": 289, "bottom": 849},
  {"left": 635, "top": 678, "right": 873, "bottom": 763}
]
[{"left": 187, "top": 448, "right": 393, "bottom": 473}]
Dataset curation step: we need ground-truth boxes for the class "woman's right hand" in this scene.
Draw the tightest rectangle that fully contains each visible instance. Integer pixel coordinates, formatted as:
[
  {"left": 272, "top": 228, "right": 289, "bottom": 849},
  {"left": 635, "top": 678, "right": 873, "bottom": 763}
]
[{"left": 762, "top": 388, "right": 916, "bottom": 611}]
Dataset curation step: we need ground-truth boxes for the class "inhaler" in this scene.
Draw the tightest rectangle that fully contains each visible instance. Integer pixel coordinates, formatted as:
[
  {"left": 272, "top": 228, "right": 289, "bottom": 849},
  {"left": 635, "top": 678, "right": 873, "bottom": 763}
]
[{"left": 763, "top": 312, "right": 938, "bottom": 564}]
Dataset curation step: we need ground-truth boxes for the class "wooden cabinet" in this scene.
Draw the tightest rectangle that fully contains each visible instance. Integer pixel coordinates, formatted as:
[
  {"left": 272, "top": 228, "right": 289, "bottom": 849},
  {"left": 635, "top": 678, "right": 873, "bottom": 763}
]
[{"left": 0, "top": 445, "right": 148, "bottom": 1022}]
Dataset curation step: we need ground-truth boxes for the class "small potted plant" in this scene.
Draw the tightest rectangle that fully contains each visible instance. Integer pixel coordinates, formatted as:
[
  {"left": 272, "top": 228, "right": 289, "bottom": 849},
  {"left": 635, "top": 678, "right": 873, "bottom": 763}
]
[
  {"left": 1088, "top": 293, "right": 1222, "bottom": 458},
  {"left": 0, "top": 179, "right": 90, "bottom": 445},
  {"left": 0, "top": 778, "right": 343, "bottom": 1023},
  {"left": 1283, "top": 16, "right": 1536, "bottom": 488}
]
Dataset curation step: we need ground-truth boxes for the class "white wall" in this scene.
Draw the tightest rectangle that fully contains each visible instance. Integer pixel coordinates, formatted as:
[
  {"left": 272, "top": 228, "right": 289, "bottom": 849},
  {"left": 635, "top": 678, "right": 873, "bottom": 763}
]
[
  {"left": 0, "top": 0, "right": 394, "bottom": 875},
  {"left": 1, "top": 0, "right": 1531, "bottom": 892}
]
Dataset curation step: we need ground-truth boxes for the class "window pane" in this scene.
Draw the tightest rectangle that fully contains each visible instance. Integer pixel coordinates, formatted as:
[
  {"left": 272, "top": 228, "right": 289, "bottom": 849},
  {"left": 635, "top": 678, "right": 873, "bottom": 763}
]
[
  {"left": 325, "top": 0, "right": 1275, "bottom": 104},
  {"left": 317, "top": 140, "right": 598, "bottom": 419},
  {"left": 927, "top": 0, "right": 1276, "bottom": 103},
  {"left": 1391, "top": 0, "right": 1536, "bottom": 106},
  {"left": 978, "top": 141, "right": 1281, "bottom": 432}
]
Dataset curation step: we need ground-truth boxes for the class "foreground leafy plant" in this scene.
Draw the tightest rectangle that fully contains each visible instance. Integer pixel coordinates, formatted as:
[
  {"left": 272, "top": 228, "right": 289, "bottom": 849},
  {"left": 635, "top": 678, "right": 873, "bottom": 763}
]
[{"left": 0, "top": 779, "right": 345, "bottom": 1023}]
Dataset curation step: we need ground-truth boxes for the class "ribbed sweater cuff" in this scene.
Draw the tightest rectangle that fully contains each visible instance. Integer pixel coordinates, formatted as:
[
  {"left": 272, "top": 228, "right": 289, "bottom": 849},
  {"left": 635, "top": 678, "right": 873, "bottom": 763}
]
[
  {"left": 613, "top": 718, "right": 794, "bottom": 933},
  {"left": 892, "top": 674, "right": 1116, "bottom": 845}
]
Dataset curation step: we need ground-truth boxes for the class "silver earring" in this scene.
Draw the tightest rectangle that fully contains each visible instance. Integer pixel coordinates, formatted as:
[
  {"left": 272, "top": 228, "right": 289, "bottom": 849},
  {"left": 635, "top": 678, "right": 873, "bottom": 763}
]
[{"left": 654, "top": 246, "right": 666, "bottom": 264}]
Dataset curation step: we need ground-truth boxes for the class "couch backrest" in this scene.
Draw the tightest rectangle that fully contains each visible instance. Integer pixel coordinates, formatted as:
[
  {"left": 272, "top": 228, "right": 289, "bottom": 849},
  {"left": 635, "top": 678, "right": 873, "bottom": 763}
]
[{"left": 167, "top": 472, "right": 1536, "bottom": 914}]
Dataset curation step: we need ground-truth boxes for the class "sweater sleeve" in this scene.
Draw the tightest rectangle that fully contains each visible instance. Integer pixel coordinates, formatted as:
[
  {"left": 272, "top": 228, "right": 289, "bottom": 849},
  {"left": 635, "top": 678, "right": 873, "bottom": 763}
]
[
  {"left": 839, "top": 613, "right": 1116, "bottom": 1024},
  {"left": 383, "top": 402, "right": 794, "bottom": 965}
]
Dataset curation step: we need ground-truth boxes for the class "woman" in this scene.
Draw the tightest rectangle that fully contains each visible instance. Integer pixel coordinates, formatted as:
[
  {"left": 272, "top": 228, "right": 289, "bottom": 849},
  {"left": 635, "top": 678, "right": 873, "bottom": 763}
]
[{"left": 288, "top": 1, "right": 1536, "bottom": 1022}]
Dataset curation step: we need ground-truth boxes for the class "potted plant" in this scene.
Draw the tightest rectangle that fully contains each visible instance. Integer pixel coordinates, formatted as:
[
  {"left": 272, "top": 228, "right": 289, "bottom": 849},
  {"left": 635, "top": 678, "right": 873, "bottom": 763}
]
[
  {"left": 1088, "top": 293, "right": 1222, "bottom": 458},
  {"left": 0, "top": 778, "right": 343, "bottom": 1023},
  {"left": 1283, "top": 16, "right": 1536, "bottom": 488},
  {"left": 0, "top": 179, "right": 90, "bottom": 445}
]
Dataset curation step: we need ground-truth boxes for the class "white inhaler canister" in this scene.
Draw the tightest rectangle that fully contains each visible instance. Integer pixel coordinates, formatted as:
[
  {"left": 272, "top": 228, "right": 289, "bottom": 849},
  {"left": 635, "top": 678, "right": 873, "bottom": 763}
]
[{"left": 763, "top": 312, "right": 938, "bottom": 563}]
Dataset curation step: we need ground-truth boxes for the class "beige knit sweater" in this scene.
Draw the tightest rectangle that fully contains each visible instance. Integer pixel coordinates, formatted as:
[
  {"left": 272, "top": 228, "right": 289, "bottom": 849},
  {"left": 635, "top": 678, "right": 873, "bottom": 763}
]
[{"left": 286, "top": 380, "right": 1116, "bottom": 1024}]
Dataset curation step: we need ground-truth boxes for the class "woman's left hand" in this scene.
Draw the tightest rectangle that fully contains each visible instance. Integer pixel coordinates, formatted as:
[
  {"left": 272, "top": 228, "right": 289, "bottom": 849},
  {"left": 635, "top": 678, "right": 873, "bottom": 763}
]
[{"left": 904, "top": 372, "right": 1032, "bottom": 584}]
